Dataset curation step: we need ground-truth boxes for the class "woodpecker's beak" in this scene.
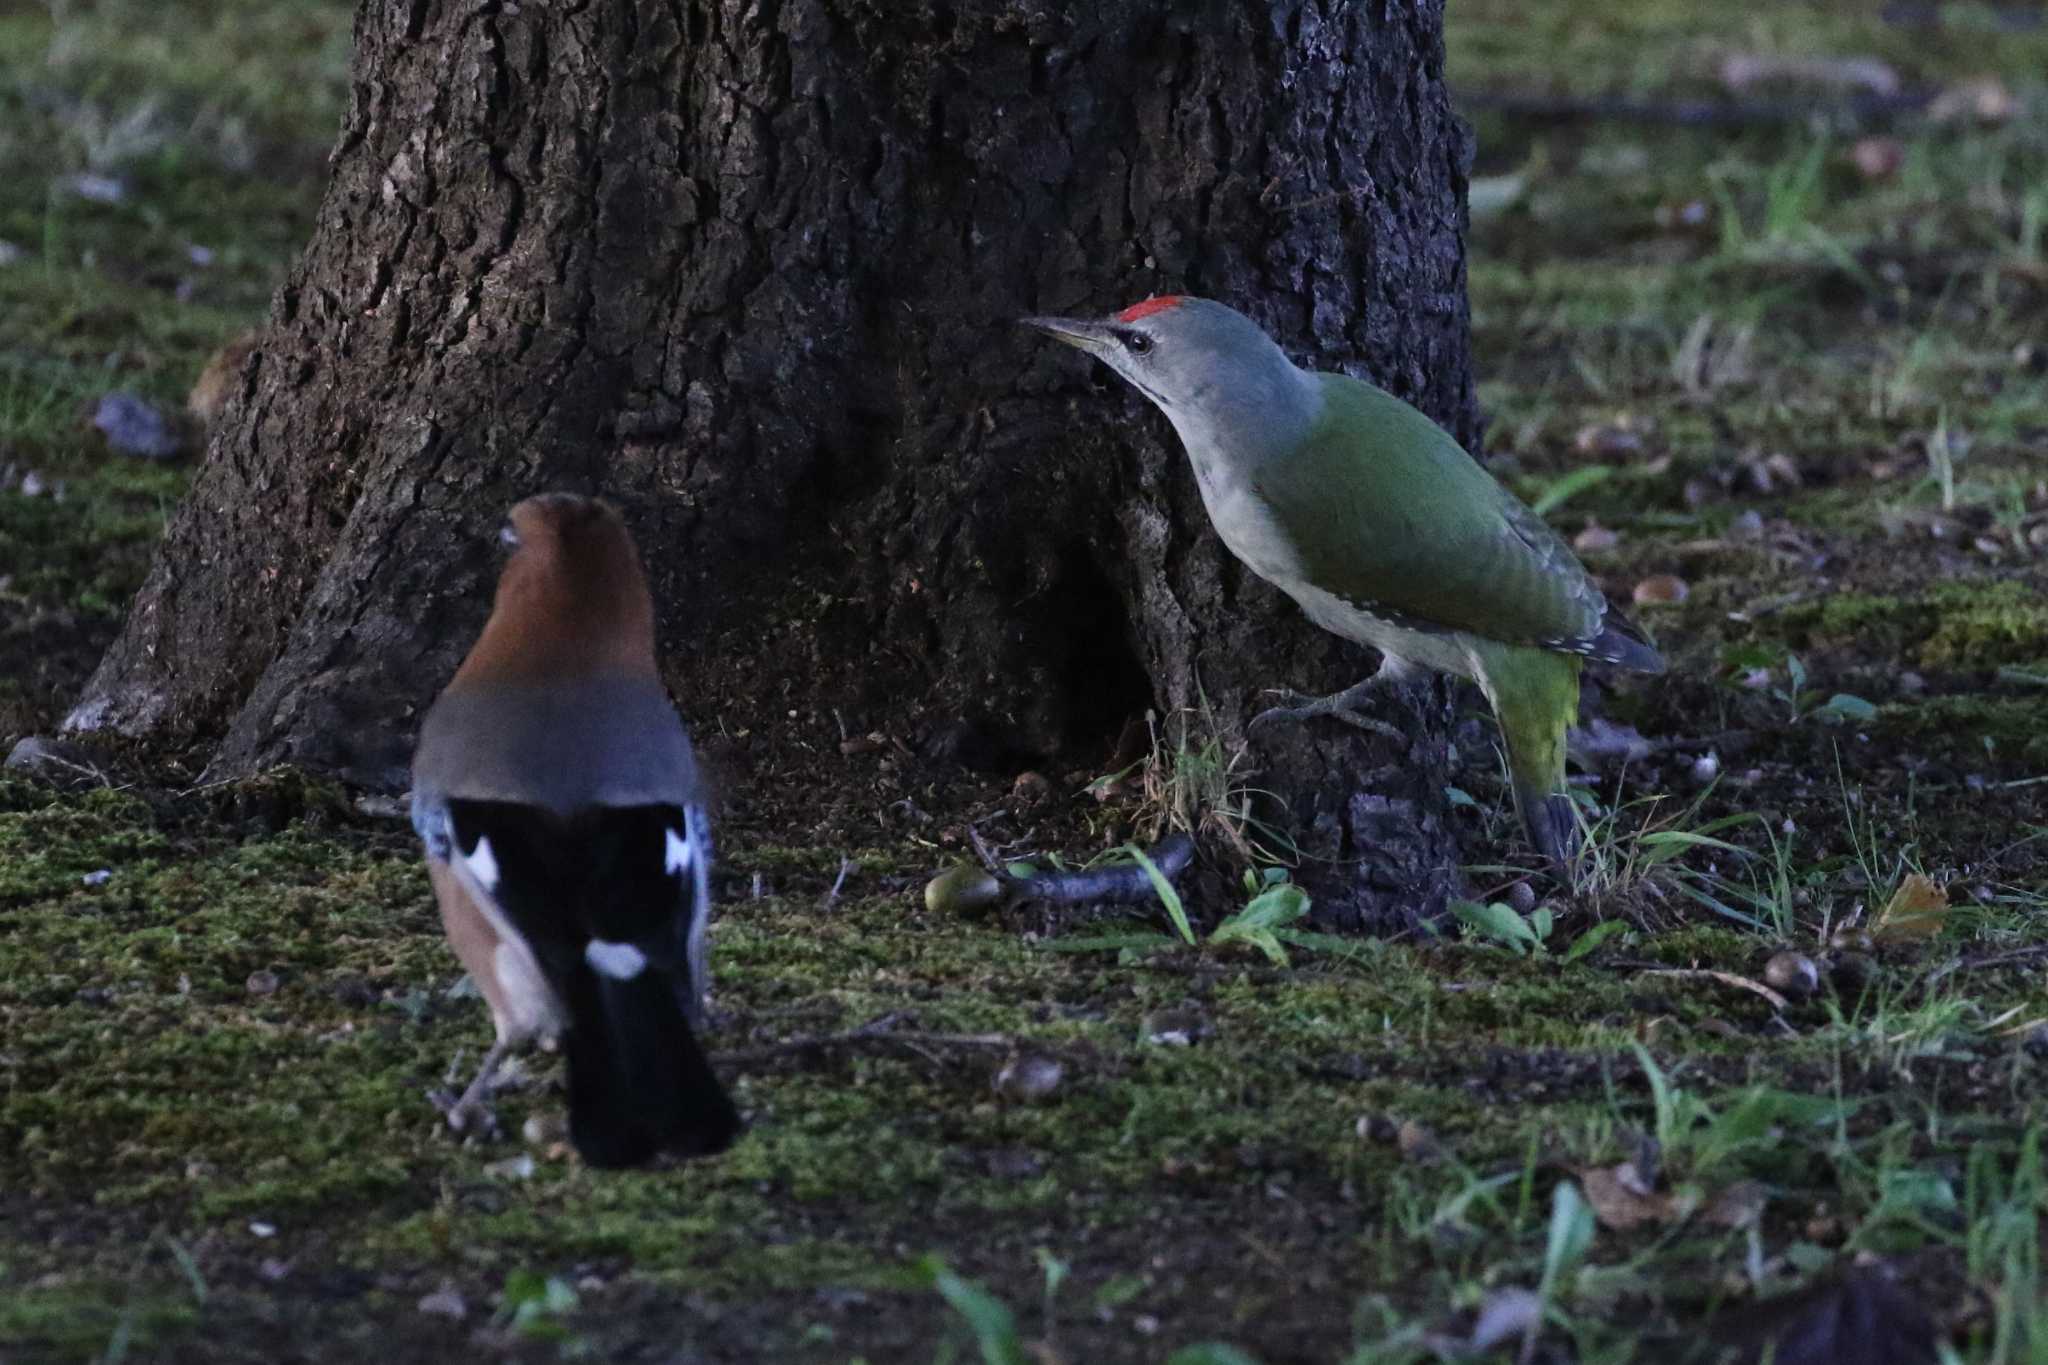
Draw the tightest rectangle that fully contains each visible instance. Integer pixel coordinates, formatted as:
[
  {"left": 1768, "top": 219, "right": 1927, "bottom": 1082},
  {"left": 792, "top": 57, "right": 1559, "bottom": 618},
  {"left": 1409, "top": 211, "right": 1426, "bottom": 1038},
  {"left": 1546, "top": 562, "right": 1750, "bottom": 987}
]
[{"left": 1021, "top": 316, "right": 1117, "bottom": 356}]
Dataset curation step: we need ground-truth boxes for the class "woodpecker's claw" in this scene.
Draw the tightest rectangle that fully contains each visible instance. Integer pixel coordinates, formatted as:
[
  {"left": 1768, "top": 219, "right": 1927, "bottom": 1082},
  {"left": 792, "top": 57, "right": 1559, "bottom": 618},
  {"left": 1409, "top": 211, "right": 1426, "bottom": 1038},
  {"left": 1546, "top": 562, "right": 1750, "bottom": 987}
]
[{"left": 1250, "top": 682, "right": 1407, "bottom": 744}]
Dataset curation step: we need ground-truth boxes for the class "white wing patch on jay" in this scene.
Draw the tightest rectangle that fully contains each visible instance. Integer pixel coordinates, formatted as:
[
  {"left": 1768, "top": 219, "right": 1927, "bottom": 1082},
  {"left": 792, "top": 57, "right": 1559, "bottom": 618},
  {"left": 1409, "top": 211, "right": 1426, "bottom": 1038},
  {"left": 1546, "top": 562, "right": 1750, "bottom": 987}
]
[
  {"left": 460, "top": 834, "right": 501, "bottom": 892},
  {"left": 585, "top": 939, "right": 649, "bottom": 980}
]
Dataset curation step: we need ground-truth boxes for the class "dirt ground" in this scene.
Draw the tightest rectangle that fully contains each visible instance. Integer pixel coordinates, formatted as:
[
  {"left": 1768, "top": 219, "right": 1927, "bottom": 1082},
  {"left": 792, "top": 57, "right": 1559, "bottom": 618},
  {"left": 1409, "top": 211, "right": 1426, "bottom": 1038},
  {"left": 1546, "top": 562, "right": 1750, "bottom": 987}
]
[{"left": 3, "top": 2, "right": 2046, "bottom": 1362}]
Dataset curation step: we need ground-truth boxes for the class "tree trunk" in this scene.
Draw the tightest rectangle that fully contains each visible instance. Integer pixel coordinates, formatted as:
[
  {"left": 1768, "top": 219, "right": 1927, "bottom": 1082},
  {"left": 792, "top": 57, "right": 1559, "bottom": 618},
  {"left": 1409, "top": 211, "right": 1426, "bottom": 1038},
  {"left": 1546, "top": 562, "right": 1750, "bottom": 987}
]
[{"left": 68, "top": 0, "right": 1476, "bottom": 932}]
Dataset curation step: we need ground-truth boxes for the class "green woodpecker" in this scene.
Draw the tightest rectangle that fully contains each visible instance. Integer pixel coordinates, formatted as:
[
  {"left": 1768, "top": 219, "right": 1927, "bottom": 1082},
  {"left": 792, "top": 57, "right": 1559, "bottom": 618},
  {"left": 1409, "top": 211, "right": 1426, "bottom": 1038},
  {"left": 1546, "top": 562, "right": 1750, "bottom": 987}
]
[{"left": 1025, "top": 296, "right": 1664, "bottom": 876}]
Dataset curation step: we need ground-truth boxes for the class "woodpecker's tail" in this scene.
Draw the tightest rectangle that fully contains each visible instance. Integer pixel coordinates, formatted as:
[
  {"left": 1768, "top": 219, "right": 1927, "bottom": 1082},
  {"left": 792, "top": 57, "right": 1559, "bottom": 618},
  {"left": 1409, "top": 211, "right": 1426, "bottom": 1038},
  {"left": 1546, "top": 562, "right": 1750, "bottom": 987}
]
[
  {"left": 563, "top": 963, "right": 739, "bottom": 1168},
  {"left": 1517, "top": 785, "right": 1582, "bottom": 883},
  {"left": 1476, "top": 644, "right": 1583, "bottom": 887}
]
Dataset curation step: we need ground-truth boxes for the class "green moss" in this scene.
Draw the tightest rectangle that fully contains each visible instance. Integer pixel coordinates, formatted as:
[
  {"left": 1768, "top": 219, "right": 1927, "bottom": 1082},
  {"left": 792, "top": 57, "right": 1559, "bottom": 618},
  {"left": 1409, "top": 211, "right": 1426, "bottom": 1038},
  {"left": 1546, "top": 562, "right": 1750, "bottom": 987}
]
[
  {"left": 1448, "top": 0, "right": 2048, "bottom": 97},
  {"left": 0, "top": 1276, "right": 201, "bottom": 1362},
  {"left": 1776, "top": 582, "right": 2048, "bottom": 673},
  {"left": 723, "top": 844, "right": 914, "bottom": 876},
  {"left": 1878, "top": 695, "right": 2048, "bottom": 763}
]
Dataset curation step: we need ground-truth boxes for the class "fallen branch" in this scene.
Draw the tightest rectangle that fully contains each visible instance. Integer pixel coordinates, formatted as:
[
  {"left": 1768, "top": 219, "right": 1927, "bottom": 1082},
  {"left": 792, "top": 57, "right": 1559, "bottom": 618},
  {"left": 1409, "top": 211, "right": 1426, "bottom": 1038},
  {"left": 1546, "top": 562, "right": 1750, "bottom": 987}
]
[
  {"left": 963, "top": 829, "right": 1198, "bottom": 907},
  {"left": 926, "top": 830, "right": 1200, "bottom": 915}
]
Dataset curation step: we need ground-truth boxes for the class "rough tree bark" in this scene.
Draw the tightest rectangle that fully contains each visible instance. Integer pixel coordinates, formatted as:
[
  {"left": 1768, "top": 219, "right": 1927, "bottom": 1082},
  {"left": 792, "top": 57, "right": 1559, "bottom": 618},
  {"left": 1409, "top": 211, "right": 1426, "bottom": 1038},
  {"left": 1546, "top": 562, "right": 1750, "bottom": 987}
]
[{"left": 68, "top": 0, "right": 1477, "bottom": 931}]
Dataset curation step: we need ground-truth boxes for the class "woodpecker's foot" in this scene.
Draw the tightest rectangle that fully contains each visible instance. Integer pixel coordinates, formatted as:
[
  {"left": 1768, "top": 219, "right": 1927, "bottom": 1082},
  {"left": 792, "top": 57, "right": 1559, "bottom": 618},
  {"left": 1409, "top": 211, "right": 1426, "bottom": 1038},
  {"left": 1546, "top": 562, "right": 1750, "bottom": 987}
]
[
  {"left": 428, "top": 1040, "right": 511, "bottom": 1138},
  {"left": 1249, "top": 680, "right": 1406, "bottom": 744}
]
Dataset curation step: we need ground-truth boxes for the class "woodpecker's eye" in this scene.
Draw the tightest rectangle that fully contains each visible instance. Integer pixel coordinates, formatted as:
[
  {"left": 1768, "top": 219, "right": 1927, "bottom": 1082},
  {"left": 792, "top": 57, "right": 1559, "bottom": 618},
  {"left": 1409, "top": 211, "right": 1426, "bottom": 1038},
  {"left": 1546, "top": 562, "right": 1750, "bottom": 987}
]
[{"left": 1121, "top": 331, "right": 1153, "bottom": 356}]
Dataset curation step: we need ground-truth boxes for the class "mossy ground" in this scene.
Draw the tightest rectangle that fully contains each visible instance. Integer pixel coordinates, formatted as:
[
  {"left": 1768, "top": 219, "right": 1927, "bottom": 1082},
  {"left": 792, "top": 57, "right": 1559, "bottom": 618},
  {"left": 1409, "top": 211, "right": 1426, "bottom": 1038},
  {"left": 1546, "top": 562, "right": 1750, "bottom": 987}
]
[{"left": 3, "top": 2, "right": 2047, "bottom": 1362}]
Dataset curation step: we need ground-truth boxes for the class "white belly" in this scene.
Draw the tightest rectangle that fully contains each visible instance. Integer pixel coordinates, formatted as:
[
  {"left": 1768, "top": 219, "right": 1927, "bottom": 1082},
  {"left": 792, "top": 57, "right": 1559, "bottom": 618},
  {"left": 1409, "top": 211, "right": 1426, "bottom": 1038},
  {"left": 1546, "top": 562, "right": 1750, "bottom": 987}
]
[{"left": 1281, "top": 579, "right": 1480, "bottom": 682}]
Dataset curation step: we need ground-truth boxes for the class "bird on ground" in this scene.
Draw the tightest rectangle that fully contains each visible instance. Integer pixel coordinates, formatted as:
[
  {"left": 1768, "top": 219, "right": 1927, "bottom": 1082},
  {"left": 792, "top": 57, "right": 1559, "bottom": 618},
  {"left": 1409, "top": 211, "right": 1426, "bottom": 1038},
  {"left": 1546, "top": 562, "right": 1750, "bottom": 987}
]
[
  {"left": 409, "top": 492, "right": 739, "bottom": 1166},
  {"left": 1026, "top": 296, "right": 1665, "bottom": 879}
]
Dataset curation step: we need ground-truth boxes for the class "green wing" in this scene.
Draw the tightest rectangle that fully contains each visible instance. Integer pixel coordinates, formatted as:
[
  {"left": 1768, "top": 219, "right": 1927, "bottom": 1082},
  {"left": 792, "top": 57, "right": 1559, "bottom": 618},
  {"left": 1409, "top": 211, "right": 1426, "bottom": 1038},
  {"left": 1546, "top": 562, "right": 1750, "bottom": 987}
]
[{"left": 1254, "top": 373, "right": 1660, "bottom": 671}]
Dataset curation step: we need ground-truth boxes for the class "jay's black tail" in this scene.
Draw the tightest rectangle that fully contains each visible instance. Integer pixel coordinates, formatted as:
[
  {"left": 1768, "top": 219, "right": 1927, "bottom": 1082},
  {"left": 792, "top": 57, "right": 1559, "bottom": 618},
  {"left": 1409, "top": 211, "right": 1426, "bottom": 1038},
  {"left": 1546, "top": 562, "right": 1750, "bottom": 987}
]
[{"left": 563, "top": 963, "right": 739, "bottom": 1168}]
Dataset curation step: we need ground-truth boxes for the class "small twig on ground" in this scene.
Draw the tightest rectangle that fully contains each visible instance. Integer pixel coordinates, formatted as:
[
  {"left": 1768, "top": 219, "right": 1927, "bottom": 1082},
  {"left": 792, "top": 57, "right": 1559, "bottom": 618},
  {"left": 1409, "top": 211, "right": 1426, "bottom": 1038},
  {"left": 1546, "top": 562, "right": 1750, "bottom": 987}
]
[
  {"left": 713, "top": 1010, "right": 1011, "bottom": 1067},
  {"left": 1128, "top": 956, "right": 1341, "bottom": 984},
  {"left": 966, "top": 824, "right": 1005, "bottom": 875},
  {"left": 1923, "top": 943, "right": 2048, "bottom": 992},
  {"left": 820, "top": 856, "right": 854, "bottom": 908},
  {"left": 1611, "top": 961, "right": 1790, "bottom": 1012}
]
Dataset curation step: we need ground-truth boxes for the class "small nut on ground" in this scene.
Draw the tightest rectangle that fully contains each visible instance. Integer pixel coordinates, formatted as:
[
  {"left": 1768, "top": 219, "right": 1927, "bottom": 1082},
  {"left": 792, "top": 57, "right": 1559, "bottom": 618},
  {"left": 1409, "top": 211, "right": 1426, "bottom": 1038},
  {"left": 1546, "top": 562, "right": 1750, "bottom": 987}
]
[
  {"left": 1010, "top": 770, "right": 1054, "bottom": 804},
  {"left": 1828, "top": 926, "right": 1873, "bottom": 953},
  {"left": 1355, "top": 1114, "right": 1399, "bottom": 1144},
  {"left": 522, "top": 1112, "right": 568, "bottom": 1147},
  {"left": 924, "top": 863, "right": 1002, "bottom": 914},
  {"left": 1397, "top": 1119, "right": 1443, "bottom": 1165},
  {"left": 1763, "top": 951, "right": 1820, "bottom": 999},
  {"left": 992, "top": 1053, "right": 1064, "bottom": 1102},
  {"left": 1142, "top": 1006, "right": 1209, "bottom": 1047}
]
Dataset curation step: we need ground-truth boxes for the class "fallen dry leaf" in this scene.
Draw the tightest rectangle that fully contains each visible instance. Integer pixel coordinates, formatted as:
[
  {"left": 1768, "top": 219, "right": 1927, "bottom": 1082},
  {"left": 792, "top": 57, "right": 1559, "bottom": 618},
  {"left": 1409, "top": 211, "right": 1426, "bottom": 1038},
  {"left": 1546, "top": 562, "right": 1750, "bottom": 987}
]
[
  {"left": 1578, "top": 1161, "right": 1679, "bottom": 1231},
  {"left": 1574, "top": 423, "right": 1645, "bottom": 458},
  {"left": 1009, "top": 770, "right": 1053, "bottom": 804},
  {"left": 1574, "top": 523, "right": 1620, "bottom": 554},
  {"left": 1702, "top": 1179, "right": 1769, "bottom": 1230},
  {"left": 1930, "top": 75, "right": 2017, "bottom": 125},
  {"left": 1398, "top": 1118, "right": 1444, "bottom": 1165},
  {"left": 1872, "top": 873, "right": 1949, "bottom": 942},
  {"left": 1633, "top": 574, "right": 1690, "bottom": 606},
  {"left": 188, "top": 330, "right": 260, "bottom": 427}
]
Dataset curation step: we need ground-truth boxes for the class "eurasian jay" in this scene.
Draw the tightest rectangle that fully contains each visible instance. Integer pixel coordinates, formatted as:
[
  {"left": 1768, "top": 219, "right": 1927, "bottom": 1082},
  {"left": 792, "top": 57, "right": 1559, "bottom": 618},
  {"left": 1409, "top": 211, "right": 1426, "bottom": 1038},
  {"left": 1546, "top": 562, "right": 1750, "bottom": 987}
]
[{"left": 409, "top": 492, "right": 739, "bottom": 1167}]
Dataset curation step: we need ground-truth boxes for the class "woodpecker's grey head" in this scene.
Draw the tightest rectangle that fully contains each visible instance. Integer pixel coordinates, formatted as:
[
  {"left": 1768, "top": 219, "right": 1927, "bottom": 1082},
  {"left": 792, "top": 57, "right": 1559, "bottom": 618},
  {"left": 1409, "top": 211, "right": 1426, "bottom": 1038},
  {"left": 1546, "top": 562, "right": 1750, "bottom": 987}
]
[{"left": 1024, "top": 296, "right": 1322, "bottom": 468}]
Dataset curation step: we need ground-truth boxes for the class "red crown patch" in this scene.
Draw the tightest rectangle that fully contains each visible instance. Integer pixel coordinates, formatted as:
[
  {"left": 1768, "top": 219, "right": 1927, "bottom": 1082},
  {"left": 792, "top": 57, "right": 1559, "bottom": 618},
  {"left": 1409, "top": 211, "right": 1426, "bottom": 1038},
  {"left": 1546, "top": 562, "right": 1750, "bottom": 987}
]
[{"left": 1115, "top": 295, "right": 1187, "bottom": 323}]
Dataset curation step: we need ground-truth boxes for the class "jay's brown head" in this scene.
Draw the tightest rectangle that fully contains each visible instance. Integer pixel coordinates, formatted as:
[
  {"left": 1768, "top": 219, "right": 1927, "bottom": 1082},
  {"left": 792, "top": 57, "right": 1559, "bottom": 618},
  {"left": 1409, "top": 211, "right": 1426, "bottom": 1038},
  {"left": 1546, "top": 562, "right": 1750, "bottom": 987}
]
[{"left": 451, "top": 493, "right": 659, "bottom": 687}]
